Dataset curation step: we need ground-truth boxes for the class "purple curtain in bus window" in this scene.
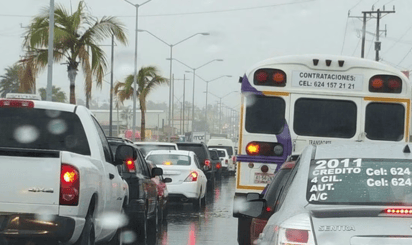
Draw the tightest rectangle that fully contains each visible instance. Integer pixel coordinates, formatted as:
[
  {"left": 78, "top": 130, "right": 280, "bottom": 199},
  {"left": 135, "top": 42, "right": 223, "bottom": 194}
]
[
  {"left": 278, "top": 120, "right": 292, "bottom": 158},
  {"left": 241, "top": 74, "right": 263, "bottom": 95}
]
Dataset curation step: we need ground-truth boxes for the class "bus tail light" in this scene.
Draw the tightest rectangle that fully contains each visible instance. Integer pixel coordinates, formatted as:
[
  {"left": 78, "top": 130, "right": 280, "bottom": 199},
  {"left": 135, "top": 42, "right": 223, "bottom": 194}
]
[
  {"left": 369, "top": 75, "right": 402, "bottom": 93},
  {"left": 261, "top": 165, "right": 269, "bottom": 173},
  {"left": 60, "top": 164, "right": 79, "bottom": 206},
  {"left": 246, "top": 142, "right": 284, "bottom": 156},
  {"left": 253, "top": 69, "right": 286, "bottom": 87}
]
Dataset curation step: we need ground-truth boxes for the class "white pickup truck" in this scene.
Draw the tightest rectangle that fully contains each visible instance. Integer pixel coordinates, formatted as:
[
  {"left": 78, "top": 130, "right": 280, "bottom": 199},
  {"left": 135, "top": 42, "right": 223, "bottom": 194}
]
[{"left": 0, "top": 98, "right": 132, "bottom": 245}]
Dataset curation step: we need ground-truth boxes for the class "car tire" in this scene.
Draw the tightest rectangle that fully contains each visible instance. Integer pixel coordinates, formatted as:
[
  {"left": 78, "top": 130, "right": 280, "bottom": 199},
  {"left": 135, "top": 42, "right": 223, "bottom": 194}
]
[
  {"left": 237, "top": 217, "right": 252, "bottom": 245},
  {"left": 158, "top": 200, "right": 164, "bottom": 223},
  {"left": 74, "top": 213, "right": 95, "bottom": 245},
  {"left": 162, "top": 206, "right": 168, "bottom": 220}
]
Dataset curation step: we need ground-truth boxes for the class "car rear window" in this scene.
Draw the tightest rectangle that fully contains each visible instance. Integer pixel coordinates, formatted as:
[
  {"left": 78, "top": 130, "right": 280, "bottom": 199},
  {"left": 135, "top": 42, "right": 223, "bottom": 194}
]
[
  {"left": 177, "top": 144, "right": 207, "bottom": 162},
  {"left": 0, "top": 108, "right": 90, "bottom": 155},
  {"left": 146, "top": 154, "right": 190, "bottom": 166},
  {"left": 135, "top": 144, "right": 176, "bottom": 156},
  {"left": 216, "top": 150, "right": 226, "bottom": 157},
  {"left": 307, "top": 158, "right": 412, "bottom": 205},
  {"left": 208, "top": 145, "right": 233, "bottom": 156}
]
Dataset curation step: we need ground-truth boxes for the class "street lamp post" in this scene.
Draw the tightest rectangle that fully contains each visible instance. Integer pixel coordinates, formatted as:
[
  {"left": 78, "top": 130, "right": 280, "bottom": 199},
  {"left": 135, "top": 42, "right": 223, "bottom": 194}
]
[
  {"left": 168, "top": 58, "right": 223, "bottom": 132},
  {"left": 197, "top": 75, "right": 232, "bottom": 142},
  {"left": 139, "top": 30, "right": 209, "bottom": 141},
  {"left": 124, "top": 0, "right": 153, "bottom": 142},
  {"left": 207, "top": 90, "right": 239, "bottom": 133}
]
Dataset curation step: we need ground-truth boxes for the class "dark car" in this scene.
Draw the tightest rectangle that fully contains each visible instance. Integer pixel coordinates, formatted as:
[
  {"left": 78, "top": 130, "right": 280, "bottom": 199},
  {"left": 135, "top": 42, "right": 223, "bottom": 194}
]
[
  {"left": 236, "top": 160, "right": 296, "bottom": 245},
  {"left": 108, "top": 137, "right": 162, "bottom": 243},
  {"left": 176, "top": 142, "right": 216, "bottom": 184},
  {"left": 209, "top": 149, "right": 222, "bottom": 177},
  {"left": 147, "top": 162, "right": 172, "bottom": 222}
]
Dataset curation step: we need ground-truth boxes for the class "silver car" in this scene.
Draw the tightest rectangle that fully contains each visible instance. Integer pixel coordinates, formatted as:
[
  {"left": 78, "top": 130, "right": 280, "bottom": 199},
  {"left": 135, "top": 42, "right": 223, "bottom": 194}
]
[{"left": 239, "top": 142, "right": 412, "bottom": 245}]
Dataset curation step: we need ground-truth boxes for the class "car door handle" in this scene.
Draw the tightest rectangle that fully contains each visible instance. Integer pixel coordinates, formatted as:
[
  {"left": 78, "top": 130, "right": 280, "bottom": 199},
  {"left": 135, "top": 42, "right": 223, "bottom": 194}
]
[{"left": 109, "top": 173, "right": 115, "bottom": 180}]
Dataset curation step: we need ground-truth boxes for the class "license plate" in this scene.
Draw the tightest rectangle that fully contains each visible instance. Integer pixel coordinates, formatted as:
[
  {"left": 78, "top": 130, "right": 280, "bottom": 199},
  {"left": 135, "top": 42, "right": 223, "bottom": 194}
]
[{"left": 254, "top": 173, "right": 275, "bottom": 184}]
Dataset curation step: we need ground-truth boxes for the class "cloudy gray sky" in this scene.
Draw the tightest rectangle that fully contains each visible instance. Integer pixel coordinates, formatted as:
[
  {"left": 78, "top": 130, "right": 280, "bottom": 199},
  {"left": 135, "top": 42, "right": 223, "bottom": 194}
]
[{"left": 1, "top": 0, "right": 411, "bottom": 109}]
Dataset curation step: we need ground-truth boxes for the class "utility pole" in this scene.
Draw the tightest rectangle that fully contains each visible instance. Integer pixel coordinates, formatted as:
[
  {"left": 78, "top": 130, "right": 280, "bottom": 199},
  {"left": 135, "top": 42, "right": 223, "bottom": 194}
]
[{"left": 349, "top": 5, "right": 395, "bottom": 60}]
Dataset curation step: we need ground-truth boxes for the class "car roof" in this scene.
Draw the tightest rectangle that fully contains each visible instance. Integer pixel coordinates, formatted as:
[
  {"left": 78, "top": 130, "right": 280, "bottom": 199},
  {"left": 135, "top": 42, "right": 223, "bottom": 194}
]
[
  {"left": 134, "top": 142, "right": 177, "bottom": 146},
  {"left": 146, "top": 150, "right": 192, "bottom": 156},
  {"left": 314, "top": 142, "right": 411, "bottom": 160}
]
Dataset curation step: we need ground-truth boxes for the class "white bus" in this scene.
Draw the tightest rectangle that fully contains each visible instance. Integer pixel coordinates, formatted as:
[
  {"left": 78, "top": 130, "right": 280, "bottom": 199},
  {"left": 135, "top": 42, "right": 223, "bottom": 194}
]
[{"left": 235, "top": 54, "right": 411, "bottom": 195}]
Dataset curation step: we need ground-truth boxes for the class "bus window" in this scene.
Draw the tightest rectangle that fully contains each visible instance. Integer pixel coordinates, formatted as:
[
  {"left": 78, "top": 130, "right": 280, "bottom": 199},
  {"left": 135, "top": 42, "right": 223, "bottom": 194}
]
[
  {"left": 245, "top": 95, "right": 285, "bottom": 134},
  {"left": 365, "top": 103, "right": 405, "bottom": 141},
  {"left": 293, "top": 98, "right": 357, "bottom": 138}
]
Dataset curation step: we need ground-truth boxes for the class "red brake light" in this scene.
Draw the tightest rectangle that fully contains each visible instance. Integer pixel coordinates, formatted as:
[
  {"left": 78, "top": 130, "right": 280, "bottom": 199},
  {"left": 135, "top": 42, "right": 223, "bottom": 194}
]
[
  {"left": 60, "top": 164, "right": 79, "bottom": 206},
  {"left": 225, "top": 159, "right": 228, "bottom": 164},
  {"left": 246, "top": 142, "right": 260, "bottom": 156},
  {"left": 385, "top": 208, "right": 412, "bottom": 214},
  {"left": 256, "top": 71, "right": 268, "bottom": 83},
  {"left": 285, "top": 229, "right": 309, "bottom": 243},
  {"left": 216, "top": 163, "right": 221, "bottom": 169},
  {"left": 0, "top": 100, "right": 34, "bottom": 108},
  {"left": 232, "top": 156, "right": 236, "bottom": 162},
  {"left": 266, "top": 207, "right": 272, "bottom": 212},
  {"left": 205, "top": 160, "right": 211, "bottom": 167},
  {"left": 388, "top": 79, "right": 401, "bottom": 89},
  {"left": 184, "top": 171, "right": 198, "bottom": 182},
  {"left": 281, "top": 161, "right": 296, "bottom": 170},
  {"left": 125, "top": 159, "right": 136, "bottom": 173}
]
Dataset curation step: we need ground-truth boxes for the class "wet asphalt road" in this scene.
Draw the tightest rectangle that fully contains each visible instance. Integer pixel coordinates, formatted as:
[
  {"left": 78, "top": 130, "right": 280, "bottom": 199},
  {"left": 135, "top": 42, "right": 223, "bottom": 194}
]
[{"left": 154, "top": 175, "right": 238, "bottom": 245}]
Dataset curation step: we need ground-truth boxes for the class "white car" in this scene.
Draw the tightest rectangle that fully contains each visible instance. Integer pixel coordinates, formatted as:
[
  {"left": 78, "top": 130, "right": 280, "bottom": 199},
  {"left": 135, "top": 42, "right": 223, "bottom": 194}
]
[
  {"left": 145, "top": 150, "right": 207, "bottom": 209},
  {"left": 207, "top": 138, "right": 236, "bottom": 172},
  {"left": 134, "top": 142, "right": 178, "bottom": 156},
  {"left": 209, "top": 148, "right": 232, "bottom": 172}
]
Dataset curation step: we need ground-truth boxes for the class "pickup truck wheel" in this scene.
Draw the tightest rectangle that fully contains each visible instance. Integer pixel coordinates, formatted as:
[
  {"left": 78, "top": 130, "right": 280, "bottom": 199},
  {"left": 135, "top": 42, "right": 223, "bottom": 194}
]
[
  {"left": 201, "top": 186, "right": 207, "bottom": 207},
  {"left": 74, "top": 214, "right": 95, "bottom": 245},
  {"left": 106, "top": 207, "right": 125, "bottom": 245}
]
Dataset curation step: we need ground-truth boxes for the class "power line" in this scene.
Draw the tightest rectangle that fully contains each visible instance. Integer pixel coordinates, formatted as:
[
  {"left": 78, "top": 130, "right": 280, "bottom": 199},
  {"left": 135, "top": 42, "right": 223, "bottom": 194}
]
[
  {"left": 352, "top": 37, "right": 361, "bottom": 56},
  {"left": 381, "top": 21, "right": 412, "bottom": 55},
  {"left": 397, "top": 46, "right": 412, "bottom": 66},
  {"left": 0, "top": 1, "right": 315, "bottom": 18},
  {"left": 350, "top": 0, "right": 365, "bottom": 10},
  {"left": 341, "top": 15, "right": 350, "bottom": 55}
]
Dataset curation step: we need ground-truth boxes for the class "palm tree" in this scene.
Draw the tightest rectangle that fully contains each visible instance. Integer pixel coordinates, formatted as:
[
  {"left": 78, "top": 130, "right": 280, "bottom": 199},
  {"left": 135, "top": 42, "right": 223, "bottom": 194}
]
[
  {"left": 21, "top": 1, "right": 127, "bottom": 105},
  {"left": 38, "top": 86, "right": 67, "bottom": 102},
  {"left": 0, "top": 64, "right": 22, "bottom": 97},
  {"left": 114, "top": 66, "right": 168, "bottom": 141}
]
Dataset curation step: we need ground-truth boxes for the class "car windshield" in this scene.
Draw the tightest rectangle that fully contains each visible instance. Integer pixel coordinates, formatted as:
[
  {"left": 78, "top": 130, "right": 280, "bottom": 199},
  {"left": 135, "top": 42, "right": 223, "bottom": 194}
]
[
  {"left": 307, "top": 158, "right": 412, "bottom": 205},
  {"left": 135, "top": 145, "right": 176, "bottom": 156},
  {"left": 146, "top": 154, "right": 191, "bottom": 166}
]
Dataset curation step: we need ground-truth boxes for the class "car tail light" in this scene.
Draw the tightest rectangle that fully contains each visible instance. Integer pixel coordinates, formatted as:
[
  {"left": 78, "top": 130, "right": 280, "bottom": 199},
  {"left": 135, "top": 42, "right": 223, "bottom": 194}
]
[
  {"left": 254, "top": 69, "right": 287, "bottom": 87},
  {"left": 246, "top": 142, "right": 284, "bottom": 156},
  {"left": 205, "top": 160, "right": 211, "bottom": 167},
  {"left": 250, "top": 218, "right": 268, "bottom": 244},
  {"left": 232, "top": 156, "right": 236, "bottom": 162},
  {"left": 280, "top": 161, "right": 296, "bottom": 170},
  {"left": 0, "top": 100, "right": 34, "bottom": 108},
  {"left": 273, "top": 214, "right": 315, "bottom": 245},
  {"left": 225, "top": 159, "right": 228, "bottom": 164},
  {"left": 125, "top": 159, "right": 136, "bottom": 173},
  {"left": 184, "top": 171, "right": 198, "bottom": 182},
  {"left": 369, "top": 75, "right": 402, "bottom": 93},
  {"left": 60, "top": 164, "right": 79, "bottom": 206},
  {"left": 216, "top": 163, "right": 221, "bottom": 169}
]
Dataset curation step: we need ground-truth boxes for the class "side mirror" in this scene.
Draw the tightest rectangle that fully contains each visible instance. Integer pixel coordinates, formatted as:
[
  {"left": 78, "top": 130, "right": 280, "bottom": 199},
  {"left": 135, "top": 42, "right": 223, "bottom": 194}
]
[
  {"left": 238, "top": 199, "right": 266, "bottom": 218},
  {"left": 246, "top": 192, "right": 260, "bottom": 201},
  {"left": 163, "top": 177, "right": 172, "bottom": 183},
  {"left": 152, "top": 167, "right": 163, "bottom": 177},
  {"left": 115, "top": 145, "right": 137, "bottom": 166}
]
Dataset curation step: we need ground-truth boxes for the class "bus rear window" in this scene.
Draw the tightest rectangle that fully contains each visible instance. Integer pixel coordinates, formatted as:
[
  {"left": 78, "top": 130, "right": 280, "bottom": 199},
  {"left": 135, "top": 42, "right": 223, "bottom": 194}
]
[
  {"left": 307, "top": 158, "right": 412, "bottom": 205},
  {"left": 365, "top": 103, "right": 404, "bottom": 141},
  {"left": 294, "top": 98, "right": 357, "bottom": 138},
  {"left": 245, "top": 95, "right": 285, "bottom": 134}
]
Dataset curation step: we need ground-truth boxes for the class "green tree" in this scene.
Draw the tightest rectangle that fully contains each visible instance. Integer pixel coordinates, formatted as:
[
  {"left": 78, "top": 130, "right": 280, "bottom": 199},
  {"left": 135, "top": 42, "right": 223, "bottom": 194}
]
[
  {"left": 38, "top": 86, "right": 67, "bottom": 102},
  {"left": 21, "top": 1, "right": 127, "bottom": 105},
  {"left": 0, "top": 64, "right": 22, "bottom": 98},
  {"left": 114, "top": 66, "right": 168, "bottom": 141}
]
